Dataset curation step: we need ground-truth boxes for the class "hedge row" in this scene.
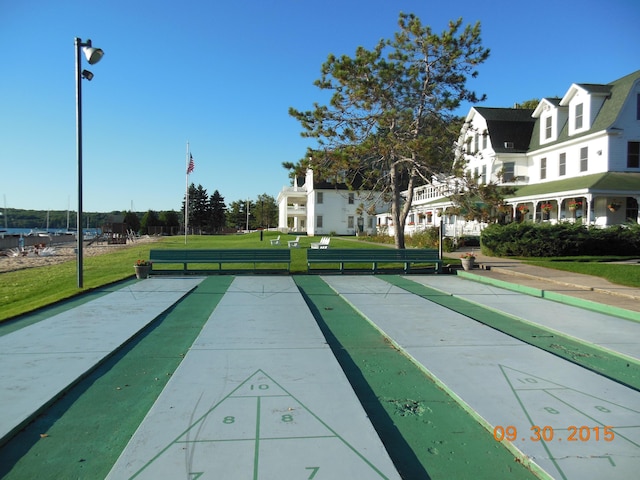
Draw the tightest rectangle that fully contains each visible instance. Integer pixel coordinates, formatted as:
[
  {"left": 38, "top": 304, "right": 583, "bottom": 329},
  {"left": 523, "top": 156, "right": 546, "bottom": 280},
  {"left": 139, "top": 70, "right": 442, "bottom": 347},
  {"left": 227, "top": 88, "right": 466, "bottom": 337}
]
[{"left": 480, "top": 222, "right": 640, "bottom": 257}]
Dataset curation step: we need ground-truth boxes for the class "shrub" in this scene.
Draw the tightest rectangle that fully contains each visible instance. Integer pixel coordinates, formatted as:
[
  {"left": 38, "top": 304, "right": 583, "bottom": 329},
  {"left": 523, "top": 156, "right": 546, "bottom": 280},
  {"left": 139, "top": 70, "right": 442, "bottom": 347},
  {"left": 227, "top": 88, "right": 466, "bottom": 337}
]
[{"left": 481, "top": 222, "right": 640, "bottom": 257}]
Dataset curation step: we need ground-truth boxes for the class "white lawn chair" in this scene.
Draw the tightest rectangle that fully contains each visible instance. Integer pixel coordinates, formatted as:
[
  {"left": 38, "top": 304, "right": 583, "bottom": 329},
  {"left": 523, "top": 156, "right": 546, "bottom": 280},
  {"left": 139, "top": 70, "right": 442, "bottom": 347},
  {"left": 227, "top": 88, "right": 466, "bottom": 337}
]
[
  {"left": 310, "top": 236, "right": 330, "bottom": 249},
  {"left": 270, "top": 235, "right": 281, "bottom": 246},
  {"left": 288, "top": 236, "right": 301, "bottom": 248}
]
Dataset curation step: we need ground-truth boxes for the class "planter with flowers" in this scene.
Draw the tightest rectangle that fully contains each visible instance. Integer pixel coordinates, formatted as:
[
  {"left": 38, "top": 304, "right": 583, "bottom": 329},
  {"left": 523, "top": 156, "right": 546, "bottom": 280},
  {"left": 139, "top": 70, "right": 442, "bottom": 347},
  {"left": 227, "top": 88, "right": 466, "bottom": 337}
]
[
  {"left": 541, "top": 203, "right": 553, "bottom": 213},
  {"left": 568, "top": 199, "right": 582, "bottom": 211},
  {"left": 460, "top": 252, "right": 476, "bottom": 271},
  {"left": 607, "top": 201, "right": 621, "bottom": 212},
  {"left": 134, "top": 259, "right": 152, "bottom": 279},
  {"left": 517, "top": 205, "right": 529, "bottom": 215}
]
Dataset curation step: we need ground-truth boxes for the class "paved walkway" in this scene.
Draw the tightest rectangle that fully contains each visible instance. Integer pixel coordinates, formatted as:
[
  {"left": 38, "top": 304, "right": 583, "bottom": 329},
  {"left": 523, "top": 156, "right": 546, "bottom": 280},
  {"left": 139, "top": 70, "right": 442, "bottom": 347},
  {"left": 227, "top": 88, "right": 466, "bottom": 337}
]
[{"left": 454, "top": 248, "right": 640, "bottom": 312}]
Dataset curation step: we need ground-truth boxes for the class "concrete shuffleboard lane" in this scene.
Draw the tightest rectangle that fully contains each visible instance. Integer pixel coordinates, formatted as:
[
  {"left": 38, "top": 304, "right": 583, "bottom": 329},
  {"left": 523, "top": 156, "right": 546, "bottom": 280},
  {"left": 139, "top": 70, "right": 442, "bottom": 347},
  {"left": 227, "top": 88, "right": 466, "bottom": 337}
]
[
  {"left": 107, "top": 276, "right": 401, "bottom": 480},
  {"left": 408, "top": 275, "right": 640, "bottom": 361},
  {"left": 0, "top": 278, "right": 204, "bottom": 446},
  {"left": 322, "top": 275, "right": 640, "bottom": 480}
]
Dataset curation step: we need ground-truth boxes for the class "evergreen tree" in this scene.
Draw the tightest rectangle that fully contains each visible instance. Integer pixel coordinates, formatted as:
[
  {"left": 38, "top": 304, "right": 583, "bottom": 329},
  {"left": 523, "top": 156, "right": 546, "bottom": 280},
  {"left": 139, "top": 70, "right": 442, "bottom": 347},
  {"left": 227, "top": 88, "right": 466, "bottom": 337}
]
[
  {"left": 289, "top": 13, "right": 489, "bottom": 248},
  {"left": 208, "top": 190, "right": 227, "bottom": 233},
  {"left": 123, "top": 211, "right": 141, "bottom": 233}
]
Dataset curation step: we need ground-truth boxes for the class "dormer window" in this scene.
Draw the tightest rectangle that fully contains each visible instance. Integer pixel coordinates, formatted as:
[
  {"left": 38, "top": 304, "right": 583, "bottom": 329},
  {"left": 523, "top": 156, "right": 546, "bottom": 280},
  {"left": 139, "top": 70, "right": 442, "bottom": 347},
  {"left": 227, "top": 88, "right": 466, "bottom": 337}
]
[
  {"left": 545, "top": 116, "right": 552, "bottom": 140},
  {"left": 575, "top": 103, "right": 583, "bottom": 130}
]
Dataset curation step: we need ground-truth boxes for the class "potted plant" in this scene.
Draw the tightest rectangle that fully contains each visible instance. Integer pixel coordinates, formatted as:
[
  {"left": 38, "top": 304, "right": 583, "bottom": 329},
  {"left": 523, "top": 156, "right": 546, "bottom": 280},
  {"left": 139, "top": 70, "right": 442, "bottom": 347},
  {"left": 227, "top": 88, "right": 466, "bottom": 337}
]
[
  {"left": 517, "top": 205, "right": 529, "bottom": 215},
  {"left": 134, "top": 259, "right": 152, "bottom": 279},
  {"left": 541, "top": 203, "right": 553, "bottom": 213},
  {"left": 568, "top": 199, "right": 582, "bottom": 211},
  {"left": 607, "top": 201, "right": 621, "bottom": 212},
  {"left": 460, "top": 252, "right": 476, "bottom": 271}
]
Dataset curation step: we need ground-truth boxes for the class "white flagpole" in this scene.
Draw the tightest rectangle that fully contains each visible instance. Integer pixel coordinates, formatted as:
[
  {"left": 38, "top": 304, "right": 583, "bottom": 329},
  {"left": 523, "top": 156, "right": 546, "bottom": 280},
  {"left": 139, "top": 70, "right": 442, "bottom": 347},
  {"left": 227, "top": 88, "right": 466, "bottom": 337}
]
[{"left": 184, "top": 141, "right": 190, "bottom": 244}]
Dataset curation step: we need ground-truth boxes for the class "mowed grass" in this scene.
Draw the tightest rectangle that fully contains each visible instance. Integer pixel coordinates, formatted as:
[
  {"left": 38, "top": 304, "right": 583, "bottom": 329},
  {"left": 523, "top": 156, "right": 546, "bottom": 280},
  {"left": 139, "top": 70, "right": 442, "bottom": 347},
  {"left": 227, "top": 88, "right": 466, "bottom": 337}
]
[{"left": 1, "top": 230, "right": 638, "bottom": 322}]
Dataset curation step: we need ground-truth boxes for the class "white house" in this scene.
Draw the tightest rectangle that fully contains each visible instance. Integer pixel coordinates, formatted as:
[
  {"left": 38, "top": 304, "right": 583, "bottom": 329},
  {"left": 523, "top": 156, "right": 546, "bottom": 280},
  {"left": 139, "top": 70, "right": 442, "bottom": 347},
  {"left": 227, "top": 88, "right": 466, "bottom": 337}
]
[
  {"left": 383, "top": 69, "right": 640, "bottom": 238},
  {"left": 277, "top": 168, "right": 389, "bottom": 236}
]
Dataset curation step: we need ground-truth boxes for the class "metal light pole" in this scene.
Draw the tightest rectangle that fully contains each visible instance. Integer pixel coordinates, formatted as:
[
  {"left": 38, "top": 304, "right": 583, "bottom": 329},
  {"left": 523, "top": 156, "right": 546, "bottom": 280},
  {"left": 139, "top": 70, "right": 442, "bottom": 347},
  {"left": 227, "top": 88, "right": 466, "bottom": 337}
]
[{"left": 75, "top": 37, "right": 104, "bottom": 288}]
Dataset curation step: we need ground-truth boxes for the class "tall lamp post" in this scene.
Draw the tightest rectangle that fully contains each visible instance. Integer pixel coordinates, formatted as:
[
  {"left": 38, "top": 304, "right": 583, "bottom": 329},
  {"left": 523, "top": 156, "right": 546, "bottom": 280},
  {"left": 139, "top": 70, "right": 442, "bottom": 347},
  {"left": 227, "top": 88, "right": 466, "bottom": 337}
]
[{"left": 75, "top": 37, "right": 104, "bottom": 288}]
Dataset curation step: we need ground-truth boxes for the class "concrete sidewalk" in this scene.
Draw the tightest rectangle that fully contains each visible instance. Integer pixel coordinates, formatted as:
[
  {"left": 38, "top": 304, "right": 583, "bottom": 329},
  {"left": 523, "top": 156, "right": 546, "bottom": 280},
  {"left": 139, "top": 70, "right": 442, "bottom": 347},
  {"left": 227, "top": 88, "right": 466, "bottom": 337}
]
[{"left": 452, "top": 248, "right": 640, "bottom": 312}]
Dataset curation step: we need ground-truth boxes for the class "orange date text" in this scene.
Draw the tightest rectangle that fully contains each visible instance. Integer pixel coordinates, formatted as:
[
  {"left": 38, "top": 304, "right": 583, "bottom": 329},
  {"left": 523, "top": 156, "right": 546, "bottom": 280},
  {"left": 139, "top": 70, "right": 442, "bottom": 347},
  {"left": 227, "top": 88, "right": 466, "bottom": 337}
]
[{"left": 493, "top": 425, "right": 615, "bottom": 442}]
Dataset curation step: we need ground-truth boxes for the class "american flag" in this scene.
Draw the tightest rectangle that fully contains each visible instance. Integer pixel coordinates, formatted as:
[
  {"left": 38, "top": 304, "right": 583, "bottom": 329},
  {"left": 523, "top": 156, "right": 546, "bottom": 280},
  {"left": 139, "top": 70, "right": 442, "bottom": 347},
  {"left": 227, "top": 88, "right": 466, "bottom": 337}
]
[{"left": 187, "top": 154, "right": 195, "bottom": 174}]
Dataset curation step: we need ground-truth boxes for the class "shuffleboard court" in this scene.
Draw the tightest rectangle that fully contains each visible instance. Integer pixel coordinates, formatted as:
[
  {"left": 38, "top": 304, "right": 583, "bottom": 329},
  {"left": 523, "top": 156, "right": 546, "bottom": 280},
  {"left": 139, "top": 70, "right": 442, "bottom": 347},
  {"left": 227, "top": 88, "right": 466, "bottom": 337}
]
[
  {"left": 408, "top": 275, "right": 640, "bottom": 361},
  {"left": 0, "top": 278, "right": 204, "bottom": 446},
  {"left": 106, "top": 276, "right": 401, "bottom": 480},
  {"left": 321, "top": 275, "right": 640, "bottom": 480}
]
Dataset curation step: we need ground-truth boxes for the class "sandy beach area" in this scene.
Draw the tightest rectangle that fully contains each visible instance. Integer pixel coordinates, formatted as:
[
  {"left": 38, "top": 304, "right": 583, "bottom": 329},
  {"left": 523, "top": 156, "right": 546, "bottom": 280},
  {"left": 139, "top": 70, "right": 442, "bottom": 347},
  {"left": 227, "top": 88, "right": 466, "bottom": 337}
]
[{"left": 0, "top": 236, "right": 161, "bottom": 274}]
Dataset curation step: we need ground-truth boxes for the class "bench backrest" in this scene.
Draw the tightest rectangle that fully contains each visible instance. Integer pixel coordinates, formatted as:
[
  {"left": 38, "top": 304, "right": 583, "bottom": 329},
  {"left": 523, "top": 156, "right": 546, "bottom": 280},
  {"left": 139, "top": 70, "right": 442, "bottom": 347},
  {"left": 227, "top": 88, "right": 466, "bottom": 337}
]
[
  {"left": 150, "top": 249, "right": 290, "bottom": 262},
  {"left": 307, "top": 248, "right": 440, "bottom": 261}
]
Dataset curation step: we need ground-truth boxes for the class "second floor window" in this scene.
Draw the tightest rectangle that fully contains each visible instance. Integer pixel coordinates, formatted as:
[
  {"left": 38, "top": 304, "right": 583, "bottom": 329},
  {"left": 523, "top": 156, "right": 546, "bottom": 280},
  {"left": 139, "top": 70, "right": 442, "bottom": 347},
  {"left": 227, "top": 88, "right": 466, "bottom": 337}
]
[
  {"left": 545, "top": 116, "right": 552, "bottom": 139},
  {"left": 559, "top": 153, "right": 566, "bottom": 176},
  {"left": 503, "top": 162, "right": 515, "bottom": 182},
  {"left": 316, "top": 192, "right": 323, "bottom": 204},
  {"left": 580, "top": 146, "right": 588, "bottom": 172},
  {"left": 628, "top": 141, "right": 640, "bottom": 168},
  {"left": 540, "top": 158, "right": 547, "bottom": 180},
  {"left": 575, "top": 103, "right": 584, "bottom": 130},
  {"left": 348, "top": 193, "right": 354, "bottom": 204}
]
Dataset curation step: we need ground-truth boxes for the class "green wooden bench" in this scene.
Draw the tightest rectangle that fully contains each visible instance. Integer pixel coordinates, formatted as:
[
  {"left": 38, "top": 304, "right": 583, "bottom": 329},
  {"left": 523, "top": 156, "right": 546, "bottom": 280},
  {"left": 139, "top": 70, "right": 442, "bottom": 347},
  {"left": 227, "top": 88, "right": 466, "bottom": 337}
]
[
  {"left": 149, "top": 249, "right": 291, "bottom": 273},
  {"left": 306, "top": 248, "right": 442, "bottom": 274}
]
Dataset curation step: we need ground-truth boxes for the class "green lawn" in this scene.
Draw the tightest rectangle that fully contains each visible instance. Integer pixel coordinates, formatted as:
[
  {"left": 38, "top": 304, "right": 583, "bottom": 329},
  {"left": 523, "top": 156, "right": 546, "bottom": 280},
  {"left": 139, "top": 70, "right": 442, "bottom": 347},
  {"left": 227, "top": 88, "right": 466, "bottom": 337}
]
[{"left": 1, "top": 231, "right": 638, "bottom": 322}]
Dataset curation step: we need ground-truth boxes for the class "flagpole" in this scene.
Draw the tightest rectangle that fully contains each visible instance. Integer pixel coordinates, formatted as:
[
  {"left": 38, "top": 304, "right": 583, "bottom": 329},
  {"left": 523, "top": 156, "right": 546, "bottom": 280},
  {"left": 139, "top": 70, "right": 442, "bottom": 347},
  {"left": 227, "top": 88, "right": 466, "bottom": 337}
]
[{"left": 184, "top": 141, "right": 189, "bottom": 244}]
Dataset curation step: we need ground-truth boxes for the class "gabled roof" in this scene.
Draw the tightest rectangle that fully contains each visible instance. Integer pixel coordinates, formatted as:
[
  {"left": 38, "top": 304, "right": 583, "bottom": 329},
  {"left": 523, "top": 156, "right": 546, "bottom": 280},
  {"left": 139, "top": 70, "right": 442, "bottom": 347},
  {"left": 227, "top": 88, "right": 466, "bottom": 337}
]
[
  {"left": 505, "top": 172, "right": 640, "bottom": 198},
  {"left": 560, "top": 83, "right": 613, "bottom": 105},
  {"left": 471, "top": 107, "right": 536, "bottom": 153},
  {"left": 530, "top": 69, "right": 640, "bottom": 150},
  {"left": 532, "top": 98, "right": 562, "bottom": 118}
]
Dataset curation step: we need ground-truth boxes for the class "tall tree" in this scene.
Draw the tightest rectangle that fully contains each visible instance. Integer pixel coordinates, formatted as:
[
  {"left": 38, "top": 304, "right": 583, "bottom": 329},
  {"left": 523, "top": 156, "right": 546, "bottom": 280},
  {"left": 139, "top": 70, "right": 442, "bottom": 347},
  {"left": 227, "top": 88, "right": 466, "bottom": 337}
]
[
  {"left": 226, "top": 199, "right": 252, "bottom": 230},
  {"left": 182, "top": 183, "right": 209, "bottom": 234},
  {"left": 289, "top": 13, "right": 489, "bottom": 248},
  {"left": 208, "top": 190, "right": 227, "bottom": 233},
  {"left": 140, "top": 210, "right": 159, "bottom": 235},
  {"left": 159, "top": 210, "right": 180, "bottom": 234},
  {"left": 123, "top": 211, "right": 141, "bottom": 233},
  {"left": 255, "top": 193, "right": 278, "bottom": 228}
]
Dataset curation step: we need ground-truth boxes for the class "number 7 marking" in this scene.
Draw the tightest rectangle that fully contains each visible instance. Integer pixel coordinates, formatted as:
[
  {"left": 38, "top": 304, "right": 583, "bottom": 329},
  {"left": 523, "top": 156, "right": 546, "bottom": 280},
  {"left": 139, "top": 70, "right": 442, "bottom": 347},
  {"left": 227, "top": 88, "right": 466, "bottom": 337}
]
[{"left": 305, "top": 466, "right": 320, "bottom": 479}]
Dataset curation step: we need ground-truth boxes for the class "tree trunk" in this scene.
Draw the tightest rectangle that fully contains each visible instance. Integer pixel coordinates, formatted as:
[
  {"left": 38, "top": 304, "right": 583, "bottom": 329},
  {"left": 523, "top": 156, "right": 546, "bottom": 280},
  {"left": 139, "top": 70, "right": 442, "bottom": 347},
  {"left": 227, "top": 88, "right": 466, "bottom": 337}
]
[{"left": 390, "top": 163, "right": 405, "bottom": 249}]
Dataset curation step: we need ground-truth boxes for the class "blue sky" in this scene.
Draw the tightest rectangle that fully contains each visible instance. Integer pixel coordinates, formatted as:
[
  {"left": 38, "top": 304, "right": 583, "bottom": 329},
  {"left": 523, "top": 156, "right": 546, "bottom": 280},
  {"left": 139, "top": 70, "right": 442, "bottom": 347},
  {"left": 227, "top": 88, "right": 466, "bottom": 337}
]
[{"left": 1, "top": 0, "right": 638, "bottom": 214}]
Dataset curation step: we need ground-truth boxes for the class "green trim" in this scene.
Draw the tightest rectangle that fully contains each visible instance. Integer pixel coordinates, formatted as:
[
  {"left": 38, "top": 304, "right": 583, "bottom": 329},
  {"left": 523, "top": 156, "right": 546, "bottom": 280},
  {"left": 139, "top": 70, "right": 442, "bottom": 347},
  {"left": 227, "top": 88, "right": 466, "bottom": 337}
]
[{"left": 505, "top": 172, "right": 640, "bottom": 198}]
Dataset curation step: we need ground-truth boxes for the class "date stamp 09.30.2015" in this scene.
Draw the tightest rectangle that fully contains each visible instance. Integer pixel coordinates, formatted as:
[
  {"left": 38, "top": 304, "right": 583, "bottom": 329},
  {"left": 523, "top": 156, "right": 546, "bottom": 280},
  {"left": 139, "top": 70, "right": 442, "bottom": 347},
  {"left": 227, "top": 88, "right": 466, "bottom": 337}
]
[{"left": 493, "top": 424, "right": 615, "bottom": 443}]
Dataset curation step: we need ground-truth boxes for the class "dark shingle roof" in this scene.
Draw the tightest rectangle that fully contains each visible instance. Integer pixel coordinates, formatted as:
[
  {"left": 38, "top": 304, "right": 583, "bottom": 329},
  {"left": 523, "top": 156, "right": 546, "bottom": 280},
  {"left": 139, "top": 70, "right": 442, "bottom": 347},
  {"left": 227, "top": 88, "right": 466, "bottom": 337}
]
[{"left": 472, "top": 107, "right": 536, "bottom": 153}]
